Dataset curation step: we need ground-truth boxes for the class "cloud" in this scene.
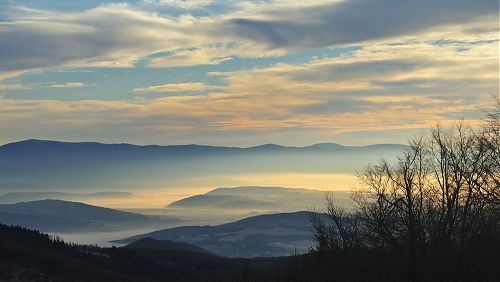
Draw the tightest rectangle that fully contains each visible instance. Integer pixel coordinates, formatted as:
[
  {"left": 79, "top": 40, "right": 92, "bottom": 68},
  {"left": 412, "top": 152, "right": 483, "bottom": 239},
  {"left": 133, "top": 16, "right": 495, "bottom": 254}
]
[
  {"left": 140, "top": 0, "right": 214, "bottom": 9},
  {"left": 147, "top": 46, "right": 235, "bottom": 67},
  {"left": 0, "top": 0, "right": 497, "bottom": 79},
  {"left": 1, "top": 37, "right": 497, "bottom": 145},
  {"left": 0, "top": 3, "right": 206, "bottom": 79},
  {"left": 0, "top": 1, "right": 497, "bottom": 146},
  {"left": 223, "top": 0, "right": 498, "bottom": 49},
  {"left": 0, "top": 83, "right": 33, "bottom": 92},
  {"left": 133, "top": 82, "right": 216, "bottom": 93},
  {"left": 49, "top": 82, "right": 85, "bottom": 88}
]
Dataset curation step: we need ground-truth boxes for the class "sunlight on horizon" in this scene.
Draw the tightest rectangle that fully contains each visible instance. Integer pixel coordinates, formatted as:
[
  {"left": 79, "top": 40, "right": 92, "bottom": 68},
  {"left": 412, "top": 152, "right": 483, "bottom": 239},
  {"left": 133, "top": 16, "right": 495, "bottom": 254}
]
[{"left": 82, "top": 172, "right": 356, "bottom": 209}]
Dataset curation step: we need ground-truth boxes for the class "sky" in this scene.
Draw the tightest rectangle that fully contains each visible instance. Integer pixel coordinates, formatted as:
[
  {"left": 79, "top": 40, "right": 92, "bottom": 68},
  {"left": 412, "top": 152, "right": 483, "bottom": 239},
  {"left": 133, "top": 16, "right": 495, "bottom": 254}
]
[{"left": 0, "top": 0, "right": 498, "bottom": 147}]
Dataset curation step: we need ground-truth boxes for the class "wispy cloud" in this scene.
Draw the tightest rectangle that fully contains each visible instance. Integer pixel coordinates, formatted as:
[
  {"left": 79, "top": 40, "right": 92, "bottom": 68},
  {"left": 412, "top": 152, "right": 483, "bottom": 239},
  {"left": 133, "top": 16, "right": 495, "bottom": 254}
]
[
  {"left": 49, "top": 82, "right": 85, "bottom": 88},
  {"left": 140, "top": 0, "right": 214, "bottom": 9},
  {"left": 0, "top": 83, "right": 33, "bottom": 92},
  {"left": 0, "top": 3, "right": 206, "bottom": 79},
  {"left": 133, "top": 82, "right": 216, "bottom": 93},
  {"left": 0, "top": 0, "right": 496, "bottom": 78},
  {"left": 1, "top": 37, "right": 497, "bottom": 145},
  {"left": 0, "top": 1, "right": 497, "bottom": 146},
  {"left": 147, "top": 46, "right": 236, "bottom": 67},
  {"left": 222, "top": 0, "right": 497, "bottom": 49}
]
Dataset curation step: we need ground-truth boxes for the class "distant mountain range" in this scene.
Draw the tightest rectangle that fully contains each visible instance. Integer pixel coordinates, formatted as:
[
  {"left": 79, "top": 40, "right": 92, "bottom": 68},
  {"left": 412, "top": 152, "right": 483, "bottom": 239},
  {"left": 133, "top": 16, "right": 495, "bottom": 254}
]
[
  {"left": 167, "top": 186, "right": 350, "bottom": 211},
  {"left": 0, "top": 139, "right": 405, "bottom": 190},
  {"left": 117, "top": 211, "right": 328, "bottom": 258},
  {"left": 0, "top": 191, "right": 132, "bottom": 204},
  {"left": 0, "top": 199, "right": 180, "bottom": 232}
]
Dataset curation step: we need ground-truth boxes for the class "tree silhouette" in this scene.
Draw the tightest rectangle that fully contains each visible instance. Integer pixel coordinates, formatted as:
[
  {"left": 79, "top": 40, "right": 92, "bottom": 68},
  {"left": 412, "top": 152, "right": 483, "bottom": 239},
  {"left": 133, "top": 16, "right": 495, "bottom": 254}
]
[{"left": 312, "top": 100, "right": 500, "bottom": 281}]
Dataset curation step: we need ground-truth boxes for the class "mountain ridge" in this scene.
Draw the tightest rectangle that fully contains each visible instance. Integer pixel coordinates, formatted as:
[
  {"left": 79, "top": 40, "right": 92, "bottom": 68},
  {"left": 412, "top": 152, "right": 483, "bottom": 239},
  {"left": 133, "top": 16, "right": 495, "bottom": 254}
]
[
  {"left": 166, "top": 186, "right": 350, "bottom": 211},
  {"left": 0, "top": 139, "right": 406, "bottom": 190},
  {"left": 117, "top": 211, "right": 329, "bottom": 258},
  {"left": 1, "top": 138, "right": 406, "bottom": 151},
  {"left": 0, "top": 199, "right": 180, "bottom": 232},
  {"left": 0, "top": 191, "right": 132, "bottom": 204}
]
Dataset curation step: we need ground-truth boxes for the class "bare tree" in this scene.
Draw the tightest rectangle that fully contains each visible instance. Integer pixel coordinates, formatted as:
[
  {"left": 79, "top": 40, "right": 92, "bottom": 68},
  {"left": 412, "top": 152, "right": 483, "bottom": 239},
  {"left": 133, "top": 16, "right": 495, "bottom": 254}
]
[
  {"left": 354, "top": 137, "right": 428, "bottom": 281},
  {"left": 311, "top": 104, "right": 500, "bottom": 281},
  {"left": 479, "top": 96, "right": 500, "bottom": 203}
]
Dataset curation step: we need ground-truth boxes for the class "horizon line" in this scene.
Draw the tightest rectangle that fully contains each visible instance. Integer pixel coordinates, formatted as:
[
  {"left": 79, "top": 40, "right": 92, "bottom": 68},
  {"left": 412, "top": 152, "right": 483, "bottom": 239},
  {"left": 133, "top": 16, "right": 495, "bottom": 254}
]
[{"left": 0, "top": 138, "right": 407, "bottom": 149}]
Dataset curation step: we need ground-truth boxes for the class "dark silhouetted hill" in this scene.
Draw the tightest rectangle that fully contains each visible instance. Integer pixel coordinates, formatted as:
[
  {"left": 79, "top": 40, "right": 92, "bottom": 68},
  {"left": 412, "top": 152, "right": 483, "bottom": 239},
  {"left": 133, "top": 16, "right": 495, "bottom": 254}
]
[{"left": 0, "top": 224, "right": 144, "bottom": 281}]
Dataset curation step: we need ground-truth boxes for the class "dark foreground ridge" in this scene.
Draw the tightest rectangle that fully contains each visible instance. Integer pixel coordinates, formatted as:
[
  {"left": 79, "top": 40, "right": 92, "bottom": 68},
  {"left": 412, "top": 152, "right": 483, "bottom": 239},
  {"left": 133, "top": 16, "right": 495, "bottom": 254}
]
[
  {"left": 0, "top": 223, "right": 288, "bottom": 281},
  {"left": 1, "top": 222, "right": 498, "bottom": 281}
]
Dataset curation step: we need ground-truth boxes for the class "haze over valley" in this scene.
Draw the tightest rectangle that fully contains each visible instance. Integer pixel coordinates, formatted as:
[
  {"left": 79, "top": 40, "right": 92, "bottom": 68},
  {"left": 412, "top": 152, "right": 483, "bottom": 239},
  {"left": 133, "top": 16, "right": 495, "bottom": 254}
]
[
  {"left": 0, "top": 0, "right": 498, "bottom": 280},
  {"left": 0, "top": 139, "right": 404, "bottom": 210},
  {"left": 0, "top": 139, "right": 397, "bottom": 247}
]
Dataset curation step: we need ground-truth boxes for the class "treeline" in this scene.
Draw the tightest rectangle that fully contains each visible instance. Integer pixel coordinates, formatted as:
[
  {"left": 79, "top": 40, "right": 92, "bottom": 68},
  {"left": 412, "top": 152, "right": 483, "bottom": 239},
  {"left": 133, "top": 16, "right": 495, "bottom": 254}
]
[
  {"left": 0, "top": 223, "right": 299, "bottom": 281},
  {"left": 308, "top": 100, "right": 500, "bottom": 281},
  {"left": 0, "top": 224, "right": 144, "bottom": 281}
]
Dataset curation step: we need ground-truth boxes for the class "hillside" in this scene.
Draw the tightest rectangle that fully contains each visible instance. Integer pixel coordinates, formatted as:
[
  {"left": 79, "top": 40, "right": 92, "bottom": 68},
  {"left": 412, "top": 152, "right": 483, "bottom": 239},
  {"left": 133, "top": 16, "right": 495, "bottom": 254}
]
[
  {"left": 125, "top": 237, "right": 213, "bottom": 255},
  {"left": 118, "top": 211, "right": 328, "bottom": 257},
  {"left": 167, "top": 186, "right": 350, "bottom": 211},
  {"left": 0, "top": 191, "right": 132, "bottom": 204},
  {"left": 0, "top": 199, "right": 179, "bottom": 232}
]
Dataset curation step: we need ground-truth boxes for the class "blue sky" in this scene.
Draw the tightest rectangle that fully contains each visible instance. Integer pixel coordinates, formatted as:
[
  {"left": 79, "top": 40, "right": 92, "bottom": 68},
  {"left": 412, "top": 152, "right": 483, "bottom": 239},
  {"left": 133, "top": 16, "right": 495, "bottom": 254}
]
[{"left": 0, "top": 0, "right": 498, "bottom": 146}]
